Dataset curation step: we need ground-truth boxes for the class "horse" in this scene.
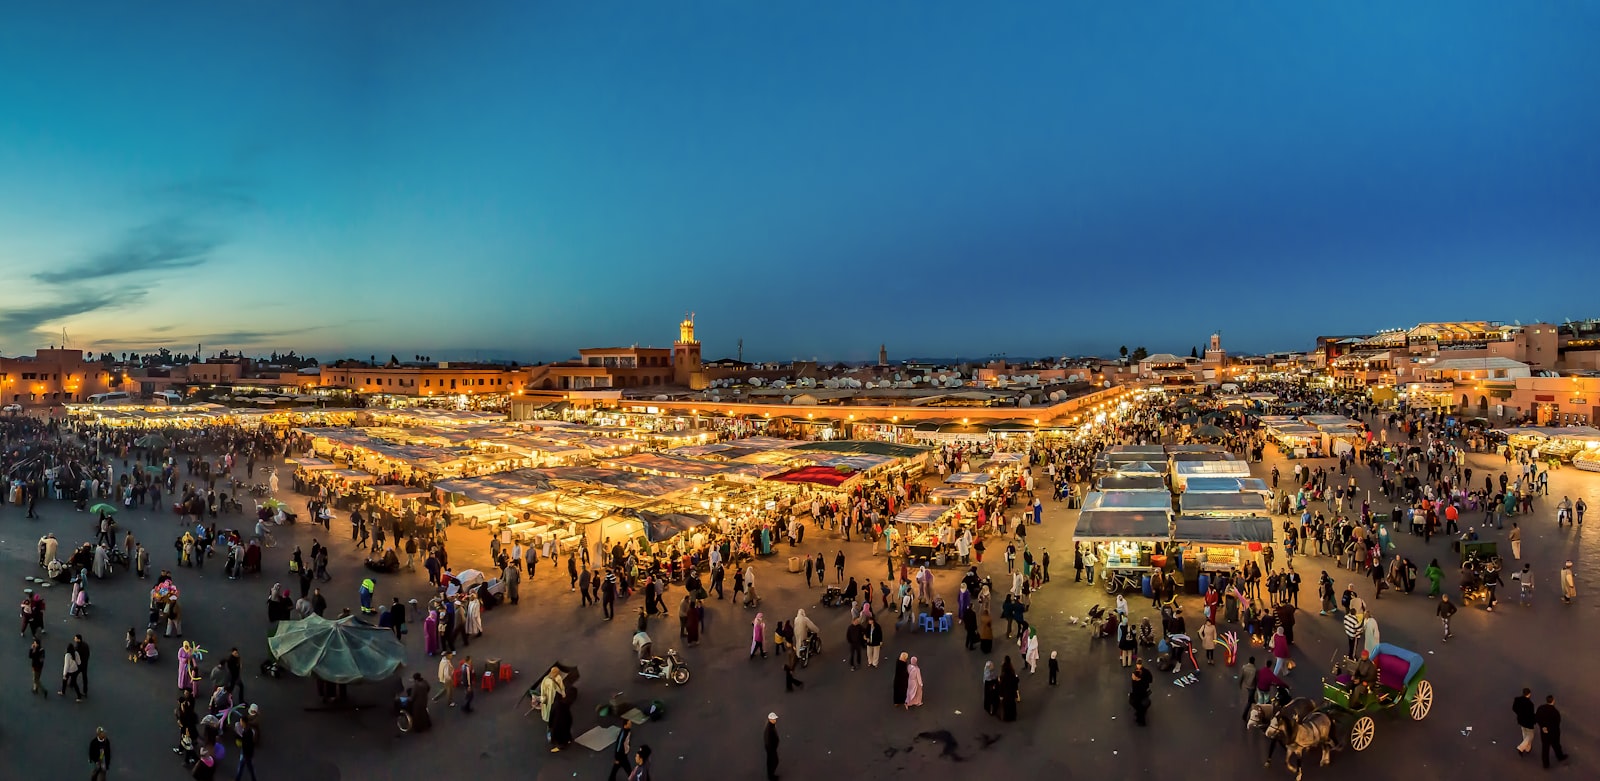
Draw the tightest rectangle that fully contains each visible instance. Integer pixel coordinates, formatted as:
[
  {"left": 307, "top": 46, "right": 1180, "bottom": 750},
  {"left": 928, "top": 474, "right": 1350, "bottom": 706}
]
[{"left": 1263, "top": 698, "right": 1337, "bottom": 781}]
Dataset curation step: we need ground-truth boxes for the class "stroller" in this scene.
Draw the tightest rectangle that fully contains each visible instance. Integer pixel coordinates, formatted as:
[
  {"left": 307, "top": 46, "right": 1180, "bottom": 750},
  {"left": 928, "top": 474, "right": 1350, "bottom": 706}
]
[{"left": 819, "top": 585, "right": 845, "bottom": 607}]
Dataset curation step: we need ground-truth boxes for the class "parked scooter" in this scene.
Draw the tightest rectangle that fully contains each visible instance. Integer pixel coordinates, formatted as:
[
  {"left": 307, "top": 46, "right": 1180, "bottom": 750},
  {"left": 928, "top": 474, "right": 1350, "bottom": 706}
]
[{"left": 637, "top": 649, "right": 691, "bottom": 685}]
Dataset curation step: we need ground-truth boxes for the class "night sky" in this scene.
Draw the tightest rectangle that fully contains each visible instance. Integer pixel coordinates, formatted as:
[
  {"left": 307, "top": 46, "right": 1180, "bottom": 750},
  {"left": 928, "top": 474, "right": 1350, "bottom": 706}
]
[{"left": 2, "top": 2, "right": 1598, "bottom": 363}]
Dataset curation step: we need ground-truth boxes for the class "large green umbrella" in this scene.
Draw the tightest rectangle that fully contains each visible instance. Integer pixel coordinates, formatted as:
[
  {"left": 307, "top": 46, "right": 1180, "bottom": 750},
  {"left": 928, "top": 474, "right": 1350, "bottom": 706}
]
[
  {"left": 135, "top": 434, "right": 168, "bottom": 449},
  {"left": 1193, "top": 424, "right": 1227, "bottom": 439},
  {"left": 261, "top": 498, "right": 286, "bottom": 510},
  {"left": 89, "top": 503, "right": 119, "bottom": 515},
  {"left": 267, "top": 615, "right": 406, "bottom": 684}
]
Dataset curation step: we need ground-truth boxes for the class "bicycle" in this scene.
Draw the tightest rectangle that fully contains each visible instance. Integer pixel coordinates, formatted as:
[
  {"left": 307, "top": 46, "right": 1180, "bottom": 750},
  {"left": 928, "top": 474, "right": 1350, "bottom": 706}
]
[{"left": 1104, "top": 570, "right": 1144, "bottom": 594}]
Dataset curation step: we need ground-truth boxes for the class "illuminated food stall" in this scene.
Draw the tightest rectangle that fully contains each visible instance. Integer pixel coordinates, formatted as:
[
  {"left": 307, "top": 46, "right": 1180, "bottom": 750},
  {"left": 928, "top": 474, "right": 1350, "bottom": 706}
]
[
  {"left": 1169, "top": 456, "right": 1252, "bottom": 492},
  {"left": 1180, "top": 477, "right": 1272, "bottom": 497},
  {"left": 892, "top": 503, "right": 955, "bottom": 563},
  {"left": 1170, "top": 516, "right": 1274, "bottom": 584},
  {"left": 1079, "top": 490, "right": 1175, "bottom": 517},
  {"left": 1072, "top": 510, "right": 1171, "bottom": 583}
]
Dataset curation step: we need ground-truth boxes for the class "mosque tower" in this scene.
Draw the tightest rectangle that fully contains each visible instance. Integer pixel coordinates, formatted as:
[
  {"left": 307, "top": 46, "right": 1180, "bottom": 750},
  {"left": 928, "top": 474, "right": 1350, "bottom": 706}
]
[{"left": 673, "top": 313, "right": 705, "bottom": 388}]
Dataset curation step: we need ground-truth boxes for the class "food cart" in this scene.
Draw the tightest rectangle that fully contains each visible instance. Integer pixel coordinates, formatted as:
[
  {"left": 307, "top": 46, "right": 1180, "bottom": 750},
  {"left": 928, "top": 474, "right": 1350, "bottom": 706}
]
[
  {"left": 893, "top": 504, "right": 953, "bottom": 563},
  {"left": 1170, "top": 516, "right": 1274, "bottom": 592},
  {"left": 1072, "top": 510, "right": 1172, "bottom": 593}
]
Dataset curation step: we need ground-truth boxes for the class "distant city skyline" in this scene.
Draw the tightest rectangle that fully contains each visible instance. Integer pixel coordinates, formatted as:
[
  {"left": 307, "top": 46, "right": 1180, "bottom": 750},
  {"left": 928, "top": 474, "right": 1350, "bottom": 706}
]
[{"left": 2, "top": 3, "right": 1598, "bottom": 360}]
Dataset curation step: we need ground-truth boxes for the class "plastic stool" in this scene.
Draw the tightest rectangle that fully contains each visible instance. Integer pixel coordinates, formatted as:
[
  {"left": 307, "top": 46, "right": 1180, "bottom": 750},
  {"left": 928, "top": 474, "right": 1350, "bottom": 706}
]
[
  {"left": 938, "top": 614, "right": 952, "bottom": 633},
  {"left": 481, "top": 671, "right": 495, "bottom": 692},
  {"left": 920, "top": 614, "right": 935, "bottom": 633},
  {"left": 499, "top": 664, "right": 514, "bottom": 682}
]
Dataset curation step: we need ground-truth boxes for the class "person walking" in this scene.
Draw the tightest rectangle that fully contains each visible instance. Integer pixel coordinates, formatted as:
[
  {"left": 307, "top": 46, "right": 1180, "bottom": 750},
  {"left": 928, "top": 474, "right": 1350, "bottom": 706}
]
[
  {"left": 1560, "top": 561, "right": 1576, "bottom": 604},
  {"left": 763, "top": 713, "right": 781, "bottom": 781},
  {"left": 234, "top": 721, "right": 258, "bottom": 781},
  {"left": 1513, "top": 687, "right": 1537, "bottom": 757},
  {"left": 607, "top": 720, "right": 634, "bottom": 781},
  {"left": 628, "top": 746, "right": 652, "bottom": 781},
  {"left": 1129, "top": 660, "right": 1153, "bottom": 726},
  {"left": 1509, "top": 523, "right": 1522, "bottom": 560},
  {"left": 60, "top": 641, "right": 84, "bottom": 701},
  {"left": 1536, "top": 695, "right": 1567, "bottom": 768},
  {"left": 864, "top": 616, "right": 883, "bottom": 668},
  {"left": 1239, "top": 656, "right": 1258, "bottom": 721},
  {"left": 28, "top": 637, "right": 46, "bottom": 695},
  {"left": 432, "top": 651, "right": 456, "bottom": 707},
  {"left": 1436, "top": 595, "right": 1457, "bottom": 641},
  {"left": 88, "top": 726, "right": 111, "bottom": 781}
]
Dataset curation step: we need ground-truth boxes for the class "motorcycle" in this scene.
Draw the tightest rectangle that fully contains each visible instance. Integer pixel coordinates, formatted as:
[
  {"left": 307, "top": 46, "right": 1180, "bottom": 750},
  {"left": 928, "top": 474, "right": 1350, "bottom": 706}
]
[
  {"left": 637, "top": 649, "right": 691, "bottom": 685},
  {"left": 796, "top": 633, "right": 822, "bottom": 668}
]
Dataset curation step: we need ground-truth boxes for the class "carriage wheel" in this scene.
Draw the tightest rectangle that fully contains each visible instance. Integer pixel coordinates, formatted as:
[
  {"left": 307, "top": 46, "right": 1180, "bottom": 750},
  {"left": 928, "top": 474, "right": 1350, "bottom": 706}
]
[
  {"left": 1349, "top": 715, "right": 1375, "bottom": 751},
  {"left": 1409, "top": 680, "right": 1433, "bottom": 720}
]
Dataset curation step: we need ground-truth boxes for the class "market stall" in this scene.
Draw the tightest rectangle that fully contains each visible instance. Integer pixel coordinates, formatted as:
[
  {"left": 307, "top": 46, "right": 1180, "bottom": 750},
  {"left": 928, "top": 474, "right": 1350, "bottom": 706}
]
[
  {"left": 1072, "top": 510, "right": 1172, "bottom": 584},
  {"left": 1079, "top": 490, "right": 1174, "bottom": 517},
  {"left": 893, "top": 503, "right": 955, "bottom": 563},
  {"left": 1170, "top": 516, "right": 1274, "bottom": 577}
]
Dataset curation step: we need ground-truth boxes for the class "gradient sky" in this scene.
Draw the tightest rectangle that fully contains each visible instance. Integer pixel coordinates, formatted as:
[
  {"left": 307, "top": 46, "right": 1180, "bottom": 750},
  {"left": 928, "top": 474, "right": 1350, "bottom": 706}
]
[{"left": 3, "top": 2, "right": 1599, "bottom": 363}]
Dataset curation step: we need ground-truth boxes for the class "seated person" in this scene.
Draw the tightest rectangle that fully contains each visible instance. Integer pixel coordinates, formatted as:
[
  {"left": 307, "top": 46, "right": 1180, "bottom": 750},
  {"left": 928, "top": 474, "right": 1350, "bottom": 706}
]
[
  {"left": 1339, "top": 650, "right": 1379, "bottom": 707},
  {"left": 364, "top": 548, "right": 400, "bottom": 573},
  {"left": 929, "top": 595, "right": 946, "bottom": 621}
]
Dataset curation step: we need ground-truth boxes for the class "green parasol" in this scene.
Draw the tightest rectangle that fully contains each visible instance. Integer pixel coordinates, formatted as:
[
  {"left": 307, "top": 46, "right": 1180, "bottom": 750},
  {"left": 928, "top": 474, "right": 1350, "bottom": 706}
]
[
  {"left": 261, "top": 498, "right": 286, "bottom": 510},
  {"left": 144, "top": 464, "right": 164, "bottom": 475},
  {"left": 89, "top": 503, "right": 119, "bottom": 515},
  {"left": 268, "top": 615, "right": 406, "bottom": 684},
  {"left": 135, "top": 434, "right": 168, "bottom": 449}
]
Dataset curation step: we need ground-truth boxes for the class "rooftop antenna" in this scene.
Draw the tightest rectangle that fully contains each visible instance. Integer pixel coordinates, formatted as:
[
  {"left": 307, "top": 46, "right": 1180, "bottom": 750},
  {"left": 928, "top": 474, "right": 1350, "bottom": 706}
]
[
  {"left": 60, "top": 328, "right": 71, "bottom": 349},
  {"left": 737, "top": 338, "right": 743, "bottom": 362}
]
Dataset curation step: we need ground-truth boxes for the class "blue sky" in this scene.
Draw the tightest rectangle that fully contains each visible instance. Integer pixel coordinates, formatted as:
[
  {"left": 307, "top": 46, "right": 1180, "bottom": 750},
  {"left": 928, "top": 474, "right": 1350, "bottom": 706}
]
[{"left": 2, "top": 2, "right": 1598, "bottom": 363}]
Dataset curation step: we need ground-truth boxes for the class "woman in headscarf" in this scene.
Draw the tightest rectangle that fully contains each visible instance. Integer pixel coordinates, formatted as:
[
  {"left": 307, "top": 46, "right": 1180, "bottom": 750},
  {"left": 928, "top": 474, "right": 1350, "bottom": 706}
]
[
  {"left": 998, "top": 656, "right": 1020, "bottom": 722},
  {"left": 423, "top": 604, "right": 440, "bottom": 657},
  {"left": 905, "top": 656, "right": 924, "bottom": 708},
  {"left": 177, "top": 641, "right": 196, "bottom": 695},
  {"left": 982, "top": 661, "right": 999, "bottom": 716},
  {"left": 686, "top": 599, "right": 702, "bottom": 646},
  {"left": 539, "top": 666, "right": 569, "bottom": 751},
  {"left": 750, "top": 613, "right": 767, "bottom": 658},
  {"left": 892, "top": 652, "right": 909, "bottom": 706},
  {"left": 1023, "top": 627, "right": 1040, "bottom": 673},
  {"left": 977, "top": 604, "right": 995, "bottom": 653},
  {"left": 1117, "top": 615, "right": 1136, "bottom": 668}
]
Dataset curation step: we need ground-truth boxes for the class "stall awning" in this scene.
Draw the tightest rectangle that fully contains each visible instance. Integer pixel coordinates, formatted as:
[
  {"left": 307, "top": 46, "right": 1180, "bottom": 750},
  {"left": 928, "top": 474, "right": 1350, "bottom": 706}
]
[
  {"left": 1183, "top": 477, "right": 1271, "bottom": 495},
  {"left": 767, "top": 465, "right": 859, "bottom": 488},
  {"left": 1094, "top": 475, "right": 1169, "bottom": 492},
  {"left": 1178, "top": 492, "right": 1271, "bottom": 516},
  {"left": 1073, "top": 510, "right": 1171, "bottom": 541},
  {"left": 1173, "top": 516, "right": 1274, "bottom": 544},
  {"left": 893, "top": 504, "right": 950, "bottom": 524},
  {"left": 787, "top": 440, "right": 931, "bottom": 459},
  {"left": 1081, "top": 491, "right": 1174, "bottom": 514},
  {"left": 987, "top": 452, "right": 1026, "bottom": 464},
  {"left": 943, "top": 472, "right": 993, "bottom": 486}
]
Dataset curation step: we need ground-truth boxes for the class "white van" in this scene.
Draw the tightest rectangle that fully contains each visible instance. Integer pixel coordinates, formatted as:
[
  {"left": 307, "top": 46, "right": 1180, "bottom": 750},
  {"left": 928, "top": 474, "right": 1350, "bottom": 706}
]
[
  {"left": 151, "top": 391, "right": 184, "bottom": 405},
  {"left": 86, "top": 391, "right": 133, "bottom": 405}
]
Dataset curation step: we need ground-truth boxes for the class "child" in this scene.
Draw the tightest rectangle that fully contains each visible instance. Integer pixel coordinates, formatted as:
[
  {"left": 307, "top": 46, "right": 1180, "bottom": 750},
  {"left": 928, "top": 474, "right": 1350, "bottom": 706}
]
[{"left": 1047, "top": 651, "right": 1059, "bottom": 685}]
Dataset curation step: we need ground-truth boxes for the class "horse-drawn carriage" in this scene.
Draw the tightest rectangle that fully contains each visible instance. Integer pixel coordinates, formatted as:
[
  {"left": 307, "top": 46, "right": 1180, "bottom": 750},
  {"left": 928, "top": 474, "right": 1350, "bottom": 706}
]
[{"left": 1255, "top": 643, "right": 1432, "bottom": 779}]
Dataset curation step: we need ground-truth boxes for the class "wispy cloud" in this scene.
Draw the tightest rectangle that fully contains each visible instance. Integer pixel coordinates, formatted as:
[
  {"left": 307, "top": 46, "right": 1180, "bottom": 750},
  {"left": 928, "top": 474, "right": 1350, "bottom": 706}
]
[
  {"left": 33, "top": 218, "right": 221, "bottom": 285},
  {"left": 87, "top": 326, "right": 326, "bottom": 351},
  {"left": 0, "top": 291, "right": 147, "bottom": 341},
  {"left": 154, "top": 176, "right": 258, "bottom": 212}
]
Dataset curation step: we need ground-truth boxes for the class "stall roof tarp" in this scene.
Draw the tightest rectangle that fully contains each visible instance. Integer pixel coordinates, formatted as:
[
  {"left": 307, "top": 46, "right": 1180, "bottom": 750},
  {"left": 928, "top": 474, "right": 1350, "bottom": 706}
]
[
  {"left": 788, "top": 440, "right": 931, "bottom": 459},
  {"left": 767, "top": 465, "right": 859, "bottom": 487},
  {"left": 288, "top": 457, "right": 338, "bottom": 469},
  {"left": 1073, "top": 510, "right": 1171, "bottom": 540},
  {"left": 1081, "top": 491, "right": 1174, "bottom": 514},
  {"left": 1171, "top": 460, "right": 1253, "bottom": 478},
  {"left": 943, "top": 472, "right": 993, "bottom": 485},
  {"left": 1497, "top": 426, "right": 1600, "bottom": 440},
  {"left": 1164, "top": 444, "right": 1229, "bottom": 455},
  {"left": 1115, "top": 461, "right": 1168, "bottom": 475},
  {"left": 533, "top": 467, "right": 698, "bottom": 498},
  {"left": 724, "top": 436, "right": 809, "bottom": 450},
  {"left": 434, "top": 471, "right": 557, "bottom": 505},
  {"left": 894, "top": 503, "right": 951, "bottom": 524},
  {"left": 986, "top": 452, "right": 1027, "bottom": 463},
  {"left": 1094, "top": 474, "right": 1170, "bottom": 492},
  {"left": 811, "top": 454, "right": 896, "bottom": 472},
  {"left": 666, "top": 443, "right": 735, "bottom": 457},
  {"left": 1173, "top": 516, "right": 1274, "bottom": 544},
  {"left": 1182, "top": 477, "right": 1271, "bottom": 495},
  {"left": 605, "top": 453, "right": 730, "bottom": 480},
  {"left": 623, "top": 510, "right": 710, "bottom": 543},
  {"left": 1169, "top": 452, "right": 1238, "bottom": 462},
  {"left": 929, "top": 486, "right": 977, "bottom": 501},
  {"left": 1105, "top": 445, "right": 1168, "bottom": 456},
  {"left": 1179, "top": 492, "right": 1271, "bottom": 514}
]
